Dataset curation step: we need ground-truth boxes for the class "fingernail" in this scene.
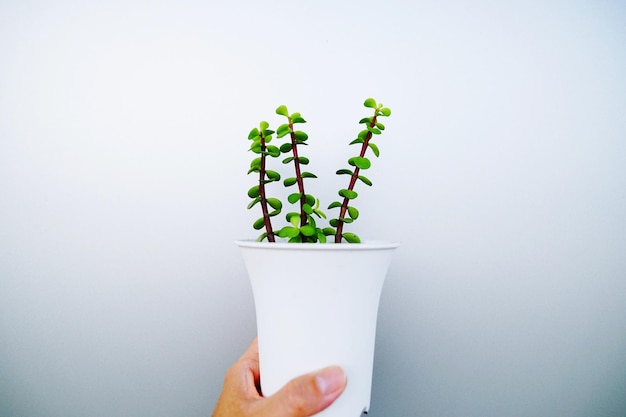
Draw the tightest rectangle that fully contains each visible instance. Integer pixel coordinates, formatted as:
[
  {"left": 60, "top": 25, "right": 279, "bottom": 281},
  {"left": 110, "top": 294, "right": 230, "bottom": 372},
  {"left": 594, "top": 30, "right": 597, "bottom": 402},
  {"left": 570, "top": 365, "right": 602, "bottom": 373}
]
[{"left": 315, "top": 366, "right": 346, "bottom": 395}]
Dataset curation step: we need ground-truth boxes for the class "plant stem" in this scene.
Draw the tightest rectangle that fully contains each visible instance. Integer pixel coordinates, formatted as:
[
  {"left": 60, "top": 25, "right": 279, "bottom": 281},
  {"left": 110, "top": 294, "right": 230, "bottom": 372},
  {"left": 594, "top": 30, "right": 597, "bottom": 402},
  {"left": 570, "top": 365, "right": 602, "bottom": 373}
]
[
  {"left": 334, "top": 115, "right": 378, "bottom": 243},
  {"left": 259, "top": 131, "right": 275, "bottom": 242},
  {"left": 288, "top": 120, "right": 308, "bottom": 227}
]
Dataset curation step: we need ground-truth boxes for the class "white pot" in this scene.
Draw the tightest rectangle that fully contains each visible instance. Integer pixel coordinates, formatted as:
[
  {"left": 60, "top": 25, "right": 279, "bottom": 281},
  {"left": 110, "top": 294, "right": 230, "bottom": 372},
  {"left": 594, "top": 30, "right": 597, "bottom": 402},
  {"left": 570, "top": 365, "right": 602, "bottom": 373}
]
[{"left": 236, "top": 240, "right": 399, "bottom": 417}]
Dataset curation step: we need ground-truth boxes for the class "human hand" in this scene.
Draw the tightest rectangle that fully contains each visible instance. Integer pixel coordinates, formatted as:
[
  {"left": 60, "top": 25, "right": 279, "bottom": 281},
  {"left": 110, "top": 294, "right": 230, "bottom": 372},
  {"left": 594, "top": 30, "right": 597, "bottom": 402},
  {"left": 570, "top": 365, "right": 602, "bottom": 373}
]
[{"left": 211, "top": 338, "right": 347, "bottom": 417}]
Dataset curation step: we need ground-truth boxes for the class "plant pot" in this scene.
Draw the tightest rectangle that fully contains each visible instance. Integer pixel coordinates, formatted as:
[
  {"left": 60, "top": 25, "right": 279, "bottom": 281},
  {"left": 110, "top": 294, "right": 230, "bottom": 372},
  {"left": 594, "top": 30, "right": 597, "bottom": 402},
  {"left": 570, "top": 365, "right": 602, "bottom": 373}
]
[{"left": 236, "top": 240, "right": 399, "bottom": 417}]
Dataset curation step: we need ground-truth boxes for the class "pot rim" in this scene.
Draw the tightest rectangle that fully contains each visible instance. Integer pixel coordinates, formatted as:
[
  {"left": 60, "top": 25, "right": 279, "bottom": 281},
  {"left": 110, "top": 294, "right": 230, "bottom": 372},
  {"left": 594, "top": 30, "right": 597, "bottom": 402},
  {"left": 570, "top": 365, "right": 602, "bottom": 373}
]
[{"left": 235, "top": 239, "right": 400, "bottom": 251}]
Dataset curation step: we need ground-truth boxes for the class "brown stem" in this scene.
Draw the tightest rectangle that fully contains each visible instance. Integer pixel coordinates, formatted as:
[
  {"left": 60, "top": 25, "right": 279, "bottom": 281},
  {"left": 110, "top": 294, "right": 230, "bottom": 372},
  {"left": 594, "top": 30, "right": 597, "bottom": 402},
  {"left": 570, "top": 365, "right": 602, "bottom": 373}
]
[
  {"left": 259, "top": 132, "right": 275, "bottom": 242},
  {"left": 288, "top": 120, "right": 308, "bottom": 227},
  {"left": 334, "top": 114, "right": 378, "bottom": 243}
]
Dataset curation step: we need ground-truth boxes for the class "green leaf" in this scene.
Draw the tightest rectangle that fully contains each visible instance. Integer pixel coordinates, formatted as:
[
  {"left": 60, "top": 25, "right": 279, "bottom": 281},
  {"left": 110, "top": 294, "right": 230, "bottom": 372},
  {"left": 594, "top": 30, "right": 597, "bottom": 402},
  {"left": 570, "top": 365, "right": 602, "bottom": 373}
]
[
  {"left": 280, "top": 143, "right": 293, "bottom": 154},
  {"left": 249, "top": 142, "right": 262, "bottom": 153},
  {"left": 329, "top": 218, "right": 338, "bottom": 227},
  {"left": 368, "top": 142, "right": 380, "bottom": 157},
  {"left": 317, "top": 232, "right": 327, "bottom": 243},
  {"left": 278, "top": 226, "right": 300, "bottom": 238},
  {"left": 336, "top": 169, "right": 353, "bottom": 176},
  {"left": 256, "top": 232, "right": 268, "bottom": 242},
  {"left": 313, "top": 208, "right": 326, "bottom": 219},
  {"left": 267, "top": 198, "right": 282, "bottom": 210},
  {"left": 289, "top": 214, "right": 300, "bottom": 227},
  {"left": 339, "top": 189, "right": 358, "bottom": 199},
  {"left": 276, "top": 105, "right": 289, "bottom": 117},
  {"left": 247, "top": 197, "right": 261, "bottom": 209},
  {"left": 305, "top": 194, "right": 315, "bottom": 205},
  {"left": 294, "top": 131, "right": 308, "bottom": 141},
  {"left": 339, "top": 217, "right": 354, "bottom": 224},
  {"left": 356, "top": 157, "right": 371, "bottom": 169},
  {"left": 276, "top": 124, "right": 291, "bottom": 138},
  {"left": 265, "top": 170, "right": 280, "bottom": 181},
  {"left": 288, "top": 193, "right": 301, "bottom": 204},
  {"left": 300, "top": 224, "right": 316, "bottom": 237},
  {"left": 288, "top": 235, "right": 303, "bottom": 243},
  {"left": 380, "top": 107, "right": 391, "bottom": 117},
  {"left": 323, "top": 227, "right": 336, "bottom": 236},
  {"left": 358, "top": 129, "right": 369, "bottom": 140},
  {"left": 349, "top": 137, "right": 365, "bottom": 145},
  {"left": 286, "top": 212, "right": 299, "bottom": 223},
  {"left": 358, "top": 175, "right": 373, "bottom": 186},
  {"left": 301, "top": 171, "right": 317, "bottom": 179},
  {"left": 248, "top": 128, "right": 259, "bottom": 140},
  {"left": 253, "top": 217, "right": 265, "bottom": 230},
  {"left": 298, "top": 156, "right": 310, "bottom": 165},
  {"left": 249, "top": 157, "right": 261, "bottom": 170},
  {"left": 266, "top": 145, "right": 280, "bottom": 157},
  {"left": 260, "top": 121, "right": 269, "bottom": 130},
  {"left": 375, "top": 122, "right": 385, "bottom": 130},
  {"left": 359, "top": 117, "right": 372, "bottom": 124},
  {"left": 284, "top": 177, "right": 298, "bottom": 187},
  {"left": 347, "top": 206, "right": 359, "bottom": 220},
  {"left": 343, "top": 232, "right": 361, "bottom": 243},
  {"left": 248, "top": 185, "right": 260, "bottom": 198},
  {"left": 328, "top": 201, "right": 342, "bottom": 209},
  {"left": 282, "top": 156, "right": 295, "bottom": 164},
  {"left": 303, "top": 203, "right": 313, "bottom": 215},
  {"left": 367, "top": 126, "right": 381, "bottom": 135},
  {"left": 292, "top": 116, "right": 306, "bottom": 124},
  {"left": 306, "top": 215, "right": 317, "bottom": 228},
  {"left": 348, "top": 157, "right": 371, "bottom": 170},
  {"left": 364, "top": 98, "right": 377, "bottom": 108}
]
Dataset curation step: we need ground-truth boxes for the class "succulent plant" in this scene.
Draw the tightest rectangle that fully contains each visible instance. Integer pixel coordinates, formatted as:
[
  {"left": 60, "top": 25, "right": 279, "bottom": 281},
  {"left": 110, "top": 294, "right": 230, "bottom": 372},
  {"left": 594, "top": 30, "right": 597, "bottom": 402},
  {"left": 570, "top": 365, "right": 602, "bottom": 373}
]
[{"left": 247, "top": 98, "right": 391, "bottom": 243}]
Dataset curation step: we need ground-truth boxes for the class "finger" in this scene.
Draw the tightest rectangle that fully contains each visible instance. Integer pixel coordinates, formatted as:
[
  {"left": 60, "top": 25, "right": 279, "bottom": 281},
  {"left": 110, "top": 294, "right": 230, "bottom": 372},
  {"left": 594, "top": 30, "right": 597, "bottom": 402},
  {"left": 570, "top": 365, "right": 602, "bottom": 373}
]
[
  {"left": 256, "top": 366, "right": 347, "bottom": 417},
  {"left": 240, "top": 337, "right": 259, "bottom": 363},
  {"left": 239, "top": 337, "right": 260, "bottom": 379},
  {"left": 226, "top": 337, "right": 262, "bottom": 399}
]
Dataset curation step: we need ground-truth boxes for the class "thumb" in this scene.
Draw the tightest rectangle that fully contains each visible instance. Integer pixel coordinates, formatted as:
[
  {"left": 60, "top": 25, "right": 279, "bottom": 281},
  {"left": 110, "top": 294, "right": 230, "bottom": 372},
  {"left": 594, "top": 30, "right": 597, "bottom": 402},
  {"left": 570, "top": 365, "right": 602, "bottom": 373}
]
[{"left": 259, "top": 366, "right": 347, "bottom": 417}]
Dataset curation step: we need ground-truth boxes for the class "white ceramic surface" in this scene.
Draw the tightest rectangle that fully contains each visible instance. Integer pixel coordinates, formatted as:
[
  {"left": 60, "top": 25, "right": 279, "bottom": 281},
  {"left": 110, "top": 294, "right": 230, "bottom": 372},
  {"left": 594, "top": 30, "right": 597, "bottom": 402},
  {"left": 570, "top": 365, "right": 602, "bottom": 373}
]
[{"left": 237, "top": 240, "right": 399, "bottom": 417}]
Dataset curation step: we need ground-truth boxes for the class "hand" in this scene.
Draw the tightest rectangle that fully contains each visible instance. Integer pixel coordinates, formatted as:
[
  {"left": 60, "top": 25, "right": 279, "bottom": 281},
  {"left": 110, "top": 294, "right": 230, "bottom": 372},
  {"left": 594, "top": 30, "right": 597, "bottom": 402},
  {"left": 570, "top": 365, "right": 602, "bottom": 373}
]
[{"left": 211, "top": 338, "right": 347, "bottom": 417}]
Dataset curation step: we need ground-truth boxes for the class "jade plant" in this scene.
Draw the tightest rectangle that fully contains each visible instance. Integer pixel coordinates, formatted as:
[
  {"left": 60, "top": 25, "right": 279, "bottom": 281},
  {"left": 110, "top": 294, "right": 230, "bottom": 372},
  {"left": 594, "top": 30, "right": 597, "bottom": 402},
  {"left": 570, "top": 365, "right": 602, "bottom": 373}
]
[{"left": 247, "top": 98, "right": 391, "bottom": 243}]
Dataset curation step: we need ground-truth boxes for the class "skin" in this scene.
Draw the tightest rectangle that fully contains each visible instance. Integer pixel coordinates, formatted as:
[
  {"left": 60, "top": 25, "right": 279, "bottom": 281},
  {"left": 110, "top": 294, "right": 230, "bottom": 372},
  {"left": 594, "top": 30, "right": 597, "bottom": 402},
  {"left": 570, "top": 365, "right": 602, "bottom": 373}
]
[{"left": 212, "top": 338, "right": 347, "bottom": 417}]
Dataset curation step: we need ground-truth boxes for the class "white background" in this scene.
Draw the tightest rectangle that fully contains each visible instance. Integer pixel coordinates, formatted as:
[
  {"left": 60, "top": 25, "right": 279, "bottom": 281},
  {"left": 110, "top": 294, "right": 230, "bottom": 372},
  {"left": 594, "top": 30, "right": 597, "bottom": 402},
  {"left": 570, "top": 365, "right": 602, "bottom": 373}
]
[{"left": 1, "top": 1, "right": 625, "bottom": 416}]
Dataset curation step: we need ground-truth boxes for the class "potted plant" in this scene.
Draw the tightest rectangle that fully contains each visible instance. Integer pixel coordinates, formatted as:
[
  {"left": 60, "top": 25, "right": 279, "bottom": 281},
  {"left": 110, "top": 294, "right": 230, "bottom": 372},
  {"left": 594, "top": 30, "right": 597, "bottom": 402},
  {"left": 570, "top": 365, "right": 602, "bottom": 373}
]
[{"left": 236, "top": 98, "right": 399, "bottom": 417}]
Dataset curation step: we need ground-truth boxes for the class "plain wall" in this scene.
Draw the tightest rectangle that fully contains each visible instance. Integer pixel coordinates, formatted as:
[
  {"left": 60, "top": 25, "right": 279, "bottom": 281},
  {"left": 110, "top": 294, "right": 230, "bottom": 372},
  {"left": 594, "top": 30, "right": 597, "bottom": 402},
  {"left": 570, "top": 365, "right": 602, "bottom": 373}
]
[{"left": 1, "top": 1, "right": 625, "bottom": 416}]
